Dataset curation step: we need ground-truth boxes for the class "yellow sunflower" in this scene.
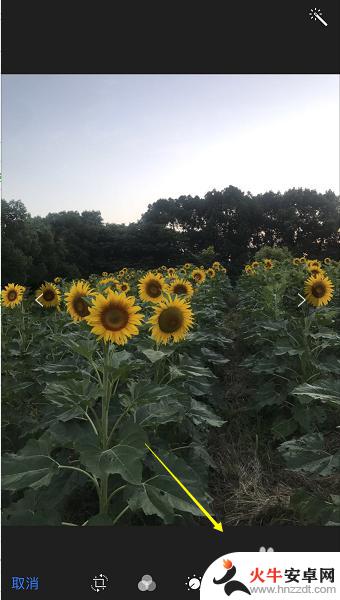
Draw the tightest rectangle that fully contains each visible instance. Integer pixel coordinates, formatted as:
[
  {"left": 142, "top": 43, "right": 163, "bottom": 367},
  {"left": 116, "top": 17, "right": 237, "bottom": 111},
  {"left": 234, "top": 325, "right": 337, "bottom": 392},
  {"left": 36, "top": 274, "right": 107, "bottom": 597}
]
[
  {"left": 304, "top": 274, "right": 334, "bottom": 308},
  {"left": 177, "top": 267, "right": 187, "bottom": 277},
  {"left": 251, "top": 261, "right": 260, "bottom": 269},
  {"left": 99, "top": 277, "right": 118, "bottom": 286},
  {"left": 307, "top": 265, "right": 324, "bottom": 278},
  {"left": 117, "top": 281, "right": 130, "bottom": 293},
  {"left": 102, "top": 272, "right": 108, "bottom": 277},
  {"left": 191, "top": 268, "right": 206, "bottom": 284},
  {"left": 169, "top": 278, "right": 194, "bottom": 298},
  {"left": 148, "top": 295, "right": 194, "bottom": 344},
  {"left": 264, "top": 259, "right": 274, "bottom": 270},
  {"left": 138, "top": 272, "right": 167, "bottom": 303},
  {"left": 54, "top": 277, "right": 62, "bottom": 284},
  {"left": 299, "top": 257, "right": 307, "bottom": 264},
  {"left": 245, "top": 264, "right": 256, "bottom": 276},
  {"left": 65, "top": 281, "right": 94, "bottom": 322},
  {"left": 184, "top": 262, "right": 192, "bottom": 269},
  {"left": 220, "top": 267, "right": 227, "bottom": 273},
  {"left": 167, "top": 268, "right": 176, "bottom": 278},
  {"left": 292, "top": 258, "right": 300, "bottom": 266},
  {"left": 324, "top": 257, "right": 332, "bottom": 265},
  {"left": 212, "top": 261, "right": 221, "bottom": 270},
  {"left": 308, "top": 260, "right": 321, "bottom": 269},
  {"left": 36, "top": 283, "right": 61, "bottom": 308},
  {"left": 1, "top": 283, "right": 25, "bottom": 308},
  {"left": 85, "top": 290, "right": 144, "bottom": 344},
  {"left": 206, "top": 268, "right": 216, "bottom": 278}
]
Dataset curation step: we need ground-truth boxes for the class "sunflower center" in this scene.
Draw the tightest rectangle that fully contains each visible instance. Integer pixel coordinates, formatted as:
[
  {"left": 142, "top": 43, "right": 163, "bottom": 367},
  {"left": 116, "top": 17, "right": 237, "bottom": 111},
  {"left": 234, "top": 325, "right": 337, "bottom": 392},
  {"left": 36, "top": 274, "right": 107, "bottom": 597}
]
[
  {"left": 311, "top": 283, "right": 326, "bottom": 298},
  {"left": 101, "top": 305, "right": 129, "bottom": 331},
  {"left": 73, "top": 296, "right": 89, "bottom": 317},
  {"left": 194, "top": 274, "right": 201, "bottom": 281},
  {"left": 158, "top": 307, "right": 184, "bottom": 333},
  {"left": 8, "top": 290, "right": 18, "bottom": 301},
  {"left": 173, "top": 284, "right": 187, "bottom": 295},
  {"left": 43, "top": 290, "right": 55, "bottom": 301},
  {"left": 146, "top": 281, "right": 162, "bottom": 298},
  {"left": 121, "top": 284, "right": 128, "bottom": 291}
]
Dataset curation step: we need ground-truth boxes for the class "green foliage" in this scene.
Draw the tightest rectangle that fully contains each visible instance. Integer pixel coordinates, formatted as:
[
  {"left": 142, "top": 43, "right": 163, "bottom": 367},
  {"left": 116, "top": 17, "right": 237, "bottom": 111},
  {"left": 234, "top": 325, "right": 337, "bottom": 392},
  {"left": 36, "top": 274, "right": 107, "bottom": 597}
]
[
  {"left": 235, "top": 257, "right": 340, "bottom": 524},
  {"left": 1, "top": 279, "right": 230, "bottom": 526},
  {"left": 254, "top": 246, "right": 293, "bottom": 262}
]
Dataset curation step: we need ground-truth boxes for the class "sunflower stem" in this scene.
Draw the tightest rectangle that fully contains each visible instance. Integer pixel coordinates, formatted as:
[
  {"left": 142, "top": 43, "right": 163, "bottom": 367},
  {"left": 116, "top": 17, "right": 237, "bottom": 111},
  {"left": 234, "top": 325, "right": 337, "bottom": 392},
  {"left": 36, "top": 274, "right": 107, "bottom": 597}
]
[
  {"left": 112, "top": 505, "right": 129, "bottom": 525},
  {"left": 99, "top": 342, "right": 111, "bottom": 514}
]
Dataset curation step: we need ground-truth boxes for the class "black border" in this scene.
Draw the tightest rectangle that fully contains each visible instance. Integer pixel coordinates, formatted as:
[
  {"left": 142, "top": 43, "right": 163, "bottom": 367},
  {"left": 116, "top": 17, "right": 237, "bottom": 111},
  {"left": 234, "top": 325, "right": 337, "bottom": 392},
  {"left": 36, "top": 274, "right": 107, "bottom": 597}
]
[{"left": 2, "top": 1, "right": 340, "bottom": 74}]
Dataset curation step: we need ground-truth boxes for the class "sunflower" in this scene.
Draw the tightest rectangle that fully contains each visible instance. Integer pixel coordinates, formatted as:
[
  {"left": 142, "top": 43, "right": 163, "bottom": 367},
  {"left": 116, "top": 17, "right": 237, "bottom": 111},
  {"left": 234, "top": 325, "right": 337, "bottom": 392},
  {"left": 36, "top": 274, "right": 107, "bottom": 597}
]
[
  {"left": 54, "top": 277, "right": 62, "bottom": 284},
  {"left": 307, "top": 265, "right": 324, "bottom": 278},
  {"left": 304, "top": 274, "right": 334, "bottom": 308},
  {"left": 35, "top": 282, "right": 61, "bottom": 308},
  {"left": 160, "top": 265, "right": 167, "bottom": 271},
  {"left": 221, "top": 267, "right": 227, "bottom": 273},
  {"left": 169, "top": 278, "right": 194, "bottom": 298},
  {"left": 178, "top": 267, "right": 187, "bottom": 277},
  {"left": 245, "top": 264, "right": 256, "bottom": 276},
  {"left": 85, "top": 290, "right": 144, "bottom": 344},
  {"left": 65, "top": 281, "right": 94, "bottom": 321},
  {"left": 184, "top": 263, "right": 192, "bottom": 269},
  {"left": 102, "top": 272, "right": 108, "bottom": 277},
  {"left": 212, "top": 261, "right": 221, "bottom": 270},
  {"left": 148, "top": 295, "right": 194, "bottom": 344},
  {"left": 299, "top": 257, "right": 307, "bottom": 264},
  {"left": 167, "top": 268, "right": 176, "bottom": 278},
  {"left": 191, "top": 268, "right": 206, "bottom": 284},
  {"left": 308, "top": 260, "right": 321, "bottom": 269},
  {"left": 118, "top": 268, "right": 127, "bottom": 278},
  {"left": 118, "top": 281, "right": 130, "bottom": 293},
  {"left": 264, "top": 259, "right": 274, "bottom": 270},
  {"left": 138, "top": 272, "right": 167, "bottom": 303},
  {"left": 292, "top": 258, "right": 300, "bottom": 266},
  {"left": 206, "top": 268, "right": 216, "bottom": 278},
  {"left": 2, "top": 283, "right": 25, "bottom": 308},
  {"left": 251, "top": 261, "right": 260, "bottom": 268},
  {"left": 99, "top": 277, "right": 118, "bottom": 286},
  {"left": 324, "top": 257, "right": 332, "bottom": 265}
]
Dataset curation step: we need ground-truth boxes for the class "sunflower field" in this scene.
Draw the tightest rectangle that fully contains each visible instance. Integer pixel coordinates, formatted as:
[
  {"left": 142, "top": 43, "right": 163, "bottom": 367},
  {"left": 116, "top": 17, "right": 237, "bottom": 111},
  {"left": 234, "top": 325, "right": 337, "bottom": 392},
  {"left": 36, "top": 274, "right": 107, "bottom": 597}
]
[{"left": 1, "top": 256, "right": 340, "bottom": 526}]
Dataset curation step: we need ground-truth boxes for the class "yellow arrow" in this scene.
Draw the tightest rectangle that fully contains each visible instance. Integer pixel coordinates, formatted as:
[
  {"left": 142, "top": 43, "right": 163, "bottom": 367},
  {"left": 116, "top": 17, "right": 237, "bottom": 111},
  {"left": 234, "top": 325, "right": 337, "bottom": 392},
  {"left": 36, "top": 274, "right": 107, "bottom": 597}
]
[{"left": 145, "top": 443, "right": 223, "bottom": 533}]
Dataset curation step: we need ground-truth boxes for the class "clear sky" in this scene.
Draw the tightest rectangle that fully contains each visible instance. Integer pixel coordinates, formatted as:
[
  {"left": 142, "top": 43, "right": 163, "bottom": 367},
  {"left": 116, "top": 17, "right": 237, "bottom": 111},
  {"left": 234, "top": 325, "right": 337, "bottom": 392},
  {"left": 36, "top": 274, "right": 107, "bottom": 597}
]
[{"left": 2, "top": 74, "right": 339, "bottom": 225}]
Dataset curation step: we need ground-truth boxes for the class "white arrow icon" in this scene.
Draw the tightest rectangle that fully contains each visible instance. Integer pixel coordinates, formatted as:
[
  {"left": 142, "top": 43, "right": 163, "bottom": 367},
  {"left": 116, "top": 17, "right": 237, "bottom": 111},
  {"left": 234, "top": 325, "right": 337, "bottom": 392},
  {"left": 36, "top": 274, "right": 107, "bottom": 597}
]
[
  {"left": 35, "top": 293, "right": 43, "bottom": 307},
  {"left": 298, "top": 293, "right": 306, "bottom": 307}
]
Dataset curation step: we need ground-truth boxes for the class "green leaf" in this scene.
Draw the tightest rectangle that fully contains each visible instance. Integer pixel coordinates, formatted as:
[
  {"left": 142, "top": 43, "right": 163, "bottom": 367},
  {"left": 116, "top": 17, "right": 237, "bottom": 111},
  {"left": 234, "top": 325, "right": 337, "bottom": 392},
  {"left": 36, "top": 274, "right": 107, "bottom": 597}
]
[
  {"left": 279, "top": 433, "right": 340, "bottom": 476},
  {"left": 126, "top": 482, "right": 175, "bottom": 523},
  {"left": 141, "top": 348, "right": 167, "bottom": 363},
  {"left": 135, "top": 398, "right": 185, "bottom": 427},
  {"left": 2, "top": 438, "right": 57, "bottom": 491},
  {"left": 255, "top": 381, "right": 284, "bottom": 408},
  {"left": 271, "top": 416, "right": 298, "bottom": 440},
  {"left": 100, "top": 424, "right": 147, "bottom": 483},
  {"left": 61, "top": 335, "right": 97, "bottom": 360},
  {"left": 77, "top": 422, "right": 147, "bottom": 484},
  {"left": 125, "top": 454, "right": 209, "bottom": 524},
  {"left": 292, "top": 380, "right": 340, "bottom": 406},
  {"left": 200, "top": 347, "right": 229, "bottom": 365},
  {"left": 186, "top": 398, "right": 225, "bottom": 428}
]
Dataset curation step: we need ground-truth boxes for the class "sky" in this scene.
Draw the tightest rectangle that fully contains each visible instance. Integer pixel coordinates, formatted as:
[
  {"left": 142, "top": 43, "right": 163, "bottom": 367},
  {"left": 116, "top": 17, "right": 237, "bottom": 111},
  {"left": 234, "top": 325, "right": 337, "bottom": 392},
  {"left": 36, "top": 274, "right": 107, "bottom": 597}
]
[{"left": 2, "top": 74, "right": 339, "bottom": 225}]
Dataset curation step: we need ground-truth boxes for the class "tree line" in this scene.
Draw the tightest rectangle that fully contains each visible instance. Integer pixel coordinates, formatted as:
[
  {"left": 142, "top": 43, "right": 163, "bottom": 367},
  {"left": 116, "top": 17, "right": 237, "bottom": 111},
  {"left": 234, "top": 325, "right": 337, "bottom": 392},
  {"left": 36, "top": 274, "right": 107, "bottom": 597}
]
[{"left": 2, "top": 186, "right": 339, "bottom": 286}]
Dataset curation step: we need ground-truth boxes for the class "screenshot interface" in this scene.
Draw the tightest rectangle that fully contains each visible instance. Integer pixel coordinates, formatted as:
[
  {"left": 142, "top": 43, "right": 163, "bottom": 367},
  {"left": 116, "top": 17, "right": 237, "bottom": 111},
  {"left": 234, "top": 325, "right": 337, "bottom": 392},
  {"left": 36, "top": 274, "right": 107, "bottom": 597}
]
[{"left": 1, "top": 2, "right": 339, "bottom": 598}]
